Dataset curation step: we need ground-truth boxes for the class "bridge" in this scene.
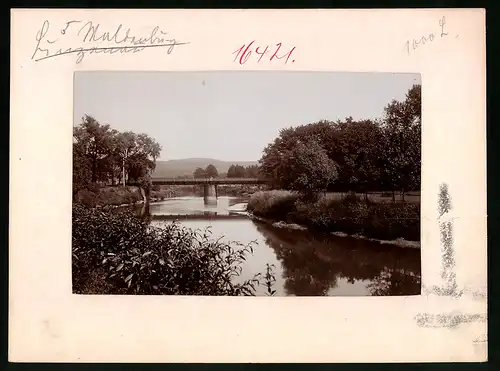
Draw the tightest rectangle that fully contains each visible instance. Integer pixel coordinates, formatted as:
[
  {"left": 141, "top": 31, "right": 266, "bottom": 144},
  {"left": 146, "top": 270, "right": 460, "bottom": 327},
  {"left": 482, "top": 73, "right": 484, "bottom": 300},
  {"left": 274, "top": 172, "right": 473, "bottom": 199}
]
[
  {"left": 151, "top": 178, "right": 267, "bottom": 185},
  {"left": 150, "top": 177, "right": 269, "bottom": 205}
]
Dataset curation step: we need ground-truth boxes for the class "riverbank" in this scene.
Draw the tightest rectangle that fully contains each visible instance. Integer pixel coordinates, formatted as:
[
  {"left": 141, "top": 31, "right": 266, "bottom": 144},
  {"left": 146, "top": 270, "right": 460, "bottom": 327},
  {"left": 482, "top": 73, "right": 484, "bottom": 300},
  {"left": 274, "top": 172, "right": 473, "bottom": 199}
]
[
  {"left": 74, "top": 184, "right": 182, "bottom": 208},
  {"left": 246, "top": 190, "right": 420, "bottom": 247}
]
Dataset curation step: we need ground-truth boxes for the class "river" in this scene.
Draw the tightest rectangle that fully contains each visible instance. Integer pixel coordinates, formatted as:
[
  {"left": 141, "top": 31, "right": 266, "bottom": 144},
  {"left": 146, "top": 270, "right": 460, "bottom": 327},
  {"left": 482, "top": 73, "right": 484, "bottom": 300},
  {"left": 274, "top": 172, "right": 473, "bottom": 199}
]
[{"left": 135, "top": 196, "right": 421, "bottom": 296}]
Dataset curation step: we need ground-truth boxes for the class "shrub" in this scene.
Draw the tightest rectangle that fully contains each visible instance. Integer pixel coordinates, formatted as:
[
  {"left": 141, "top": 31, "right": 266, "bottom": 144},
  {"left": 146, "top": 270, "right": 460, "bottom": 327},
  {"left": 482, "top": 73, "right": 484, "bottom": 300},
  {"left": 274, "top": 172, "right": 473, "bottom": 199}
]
[
  {"left": 72, "top": 204, "right": 275, "bottom": 295},
  {"left": 364, "top": 201, "right": 420, "bottom": 241},
  {"left": 247, "top": 190, "right": 300, "bottom": 219},
  {"left": 74, "top": 186, "right": 143, "bottom": 207}
]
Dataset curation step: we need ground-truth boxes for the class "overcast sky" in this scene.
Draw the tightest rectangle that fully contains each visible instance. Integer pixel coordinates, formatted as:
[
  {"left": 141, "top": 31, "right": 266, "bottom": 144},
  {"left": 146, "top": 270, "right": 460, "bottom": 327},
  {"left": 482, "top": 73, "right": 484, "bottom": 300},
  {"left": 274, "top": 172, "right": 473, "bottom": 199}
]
[{"left": 74, "top": 71, "right": 420, "bottom": 162}]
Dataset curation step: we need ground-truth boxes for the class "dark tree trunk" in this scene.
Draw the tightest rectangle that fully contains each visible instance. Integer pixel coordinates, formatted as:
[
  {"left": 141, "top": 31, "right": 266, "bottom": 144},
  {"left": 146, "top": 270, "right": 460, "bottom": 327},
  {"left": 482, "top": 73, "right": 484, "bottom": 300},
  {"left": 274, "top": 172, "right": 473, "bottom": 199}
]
[
  {"left": 91, "top": 157, "right": 97, "bottom": 183},
  {"left": 392, "top": 190, "right": 396, "bottom": 203}
]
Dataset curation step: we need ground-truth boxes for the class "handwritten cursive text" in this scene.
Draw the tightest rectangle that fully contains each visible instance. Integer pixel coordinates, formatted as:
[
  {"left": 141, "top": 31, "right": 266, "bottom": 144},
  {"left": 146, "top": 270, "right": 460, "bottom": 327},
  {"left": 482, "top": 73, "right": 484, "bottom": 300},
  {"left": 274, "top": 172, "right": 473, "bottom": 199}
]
[{"left": 32, "top": 20, "right": 189, "bottom": 64}]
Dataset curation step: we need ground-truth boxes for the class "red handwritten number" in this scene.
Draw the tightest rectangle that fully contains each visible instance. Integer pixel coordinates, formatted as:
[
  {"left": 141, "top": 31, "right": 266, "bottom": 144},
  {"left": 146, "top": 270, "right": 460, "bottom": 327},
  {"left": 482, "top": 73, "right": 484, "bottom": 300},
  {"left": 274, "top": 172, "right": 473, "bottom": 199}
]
[
  {"left": 271, "top": 43, "right": 296, "bottom": 64},
  {"left": 270, "top": 43, "right": 282, "bottom": 61},
  {"left": 284, "top": 46, "right": 296, "bottom": 64},
  {"left": 255, "top": 46, "right": 269, "bottom": 62},
  {"left": 234, "top": 41, "right": 296, "bottom": 64},
  {"left": 232, "top": 45, "right": 245, "bottom": 63},
  {"left": 232, "top": 41, "right": 255, "bottom": 65}
]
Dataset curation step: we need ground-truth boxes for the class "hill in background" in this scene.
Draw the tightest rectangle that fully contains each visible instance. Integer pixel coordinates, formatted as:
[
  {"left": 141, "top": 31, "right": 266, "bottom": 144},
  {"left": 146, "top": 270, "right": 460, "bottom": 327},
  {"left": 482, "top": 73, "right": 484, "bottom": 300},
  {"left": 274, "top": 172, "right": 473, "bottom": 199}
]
[{"left": 152, "top": 158, "right": 259, "bottom": 178}]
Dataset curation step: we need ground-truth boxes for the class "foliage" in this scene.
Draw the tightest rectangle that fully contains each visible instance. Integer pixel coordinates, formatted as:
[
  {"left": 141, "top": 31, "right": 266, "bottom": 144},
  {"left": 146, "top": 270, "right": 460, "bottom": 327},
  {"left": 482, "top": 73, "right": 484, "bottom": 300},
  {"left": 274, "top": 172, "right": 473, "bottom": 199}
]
[
  {"left": 72, "top": 204, "right": 277, "bottom": 295},
  {"left": 278, "top": 139, "right": 338, "bottom": 195},
  {"left": 227, "top": 164, "right": 260, "bottom": 178},
  {"left": 264, "top": 263, "right": 277, "bottom": 296},
  {"left": 193, "top": 164, "right": 219, "bottom": 178},
  {"left": 74, "top": 186, "right": 144, "bottom": 208},
  {"left": 246, "top": 190, "right": 301, "bottom": 220},
  {"left": 73, "top": 115, "right": 162, "bottom": 194},
  {"left": 193, "top": 167, "right": 206, "bottom": 178},
  {"left": 73, "top": 140, "right": 92, "bottom": 196},
  {"left": 227, "top": 164, "right": 246, "bottom": 178},
  {"left": 247, "top": 191, "right": 420, "bottom": 241},
  {"left": 380, "top": 84, "right": 421, "bottom": 194},
  {"left": 205, "top": 164, "right": 219, "bottom": 178},
  {"left": 258, "top": 84, "right": 421, "bottom": 195}
]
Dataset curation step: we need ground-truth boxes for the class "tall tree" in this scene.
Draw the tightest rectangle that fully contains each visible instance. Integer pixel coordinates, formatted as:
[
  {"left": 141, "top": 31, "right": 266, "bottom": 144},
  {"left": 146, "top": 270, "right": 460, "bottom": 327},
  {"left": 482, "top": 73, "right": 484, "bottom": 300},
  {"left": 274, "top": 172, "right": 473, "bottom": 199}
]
[
  {"left": 73, "top": 139, "right": 92, "bottom": 195},
  {"left": 335, "top": 119, "right": 385, "bottom": 196},
  {"left": 114, "top": 131, "right": 137, "bottom": 186},
  {"left": 114, "top": 131, "right": 162, "bottom": 185},
  {"left": 381, "top": 84, "right": 421, "bottom": 200},
  {"left": 205, "top": 164, "right": 219, "bottom": 178},
  {"left": 73, "top": 115, "right": 115, "bottom": 183}
]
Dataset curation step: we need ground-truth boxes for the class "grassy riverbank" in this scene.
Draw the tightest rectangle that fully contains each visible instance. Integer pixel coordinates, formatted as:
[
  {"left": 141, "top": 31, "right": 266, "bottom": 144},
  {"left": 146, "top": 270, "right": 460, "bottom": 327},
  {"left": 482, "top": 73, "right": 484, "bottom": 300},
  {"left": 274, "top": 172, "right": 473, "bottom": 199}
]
[
  {"left": 246, "top": 191, "right": 420, "bottom": 242},
  {"left": 74, "top": 184, "right": 184, "bottom": 207}
]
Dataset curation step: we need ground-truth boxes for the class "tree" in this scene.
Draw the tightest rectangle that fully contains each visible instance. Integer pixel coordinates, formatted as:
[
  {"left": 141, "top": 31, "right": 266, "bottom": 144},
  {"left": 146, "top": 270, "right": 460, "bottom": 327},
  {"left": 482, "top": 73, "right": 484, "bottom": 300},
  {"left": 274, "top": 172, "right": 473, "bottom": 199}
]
[
  {"left": 114, "top": 131, "right": 162, "bottom": 185},
  {"left": 193, "top": 167, "right": 206, "bottom": 179},
  {"left": 114, "top": 131, "right": 137, "bottom": 186},
  {"left": 205, "top": 164, "right": 219, "bottom": 178},
  {"left": 257, "top": 84, "right": 421, "bottom": 197},
  {"left": 259, "top": 121, "right": 338, "bottom": 185},
  {"left": 270, "top": 138, "right": 338, "bottom": 196},
  {"left": 73, "top": 139, "right": 92, "bottom": 195},
  {"left": 73, "top": 115, "right": 162, "bottom": 189},
  {"left": 335, "top": 119, "right": 385, "bottom": 196},
  {"left": 227, "top": 164, "right": 246, "bottom": 178},
  {"left": 381, "top": 84, "right": 421, "bottom": 200},
  {"left": 73, "top": 115, "right": 115, "bottom": 183}
]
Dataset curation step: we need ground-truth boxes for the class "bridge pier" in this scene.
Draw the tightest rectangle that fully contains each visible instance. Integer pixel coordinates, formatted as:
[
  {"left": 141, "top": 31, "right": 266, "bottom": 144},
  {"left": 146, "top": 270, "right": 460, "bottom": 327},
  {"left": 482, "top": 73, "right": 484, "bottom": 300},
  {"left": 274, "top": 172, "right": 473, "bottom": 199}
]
[{"left": 203, "top": 184, "right": 218, "bottom": 205}]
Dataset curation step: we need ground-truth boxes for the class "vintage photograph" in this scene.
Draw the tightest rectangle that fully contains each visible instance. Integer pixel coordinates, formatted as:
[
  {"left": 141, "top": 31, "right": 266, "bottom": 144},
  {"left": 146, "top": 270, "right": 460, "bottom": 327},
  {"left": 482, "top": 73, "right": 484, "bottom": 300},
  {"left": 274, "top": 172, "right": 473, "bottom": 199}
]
[{"left": 72, "top": 71, "right": 421, "bottom": 297}]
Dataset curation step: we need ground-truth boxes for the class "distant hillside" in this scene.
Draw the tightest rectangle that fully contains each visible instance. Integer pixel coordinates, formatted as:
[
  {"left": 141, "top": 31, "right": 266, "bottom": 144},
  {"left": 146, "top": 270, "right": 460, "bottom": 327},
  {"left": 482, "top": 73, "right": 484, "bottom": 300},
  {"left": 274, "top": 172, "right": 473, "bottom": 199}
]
[{"left": 152, "top": 158, "right": 259, "bottom": 178}]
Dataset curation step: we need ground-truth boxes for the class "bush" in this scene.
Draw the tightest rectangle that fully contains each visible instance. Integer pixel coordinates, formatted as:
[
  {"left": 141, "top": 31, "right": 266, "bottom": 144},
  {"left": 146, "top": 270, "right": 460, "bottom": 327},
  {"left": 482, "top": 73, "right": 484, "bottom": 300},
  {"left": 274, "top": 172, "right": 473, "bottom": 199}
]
[
  {"left": 247, "top": 190, "right": 300, "bottom": 219},
  {"left": 74, "top": 186, "right": 144, "bottom": 207},
  {"left": 364, "top": 201, "right": 420, "bottom": 241},
  {"left": 72, "top": 204, "right": 275, "bottom": 295}
]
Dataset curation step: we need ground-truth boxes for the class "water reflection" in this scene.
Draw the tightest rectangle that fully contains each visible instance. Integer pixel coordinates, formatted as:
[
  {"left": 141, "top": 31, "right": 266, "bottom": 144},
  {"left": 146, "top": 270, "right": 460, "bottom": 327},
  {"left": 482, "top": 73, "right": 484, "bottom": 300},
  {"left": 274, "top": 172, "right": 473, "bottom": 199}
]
[
  {"left": 125, "top": 196, "right": 421, "bottom": 296},
  {"left": 253, "top": 222, "right": 421, "bottom": 296}
]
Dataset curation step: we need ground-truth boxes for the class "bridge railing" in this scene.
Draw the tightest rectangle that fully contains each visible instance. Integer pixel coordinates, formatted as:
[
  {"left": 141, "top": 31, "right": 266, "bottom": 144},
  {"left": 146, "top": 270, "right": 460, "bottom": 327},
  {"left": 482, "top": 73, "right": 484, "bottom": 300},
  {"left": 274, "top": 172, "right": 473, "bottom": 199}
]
[{"left": 149, "top": 178, "right": 269, "bottom": 185}]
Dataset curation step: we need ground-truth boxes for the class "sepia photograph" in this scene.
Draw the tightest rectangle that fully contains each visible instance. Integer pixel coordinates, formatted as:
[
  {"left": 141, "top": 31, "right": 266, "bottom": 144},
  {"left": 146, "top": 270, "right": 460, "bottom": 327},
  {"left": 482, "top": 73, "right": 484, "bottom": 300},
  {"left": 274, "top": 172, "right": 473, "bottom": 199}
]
[{"left": 72, "top": 71, "right": 422, "bottom": 297}]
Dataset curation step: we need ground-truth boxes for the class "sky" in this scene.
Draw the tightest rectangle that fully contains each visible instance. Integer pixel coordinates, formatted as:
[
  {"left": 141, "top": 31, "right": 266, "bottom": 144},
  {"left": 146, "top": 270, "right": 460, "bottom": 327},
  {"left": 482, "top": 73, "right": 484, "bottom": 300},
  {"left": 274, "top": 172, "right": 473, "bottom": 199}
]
[{"left": 74, "top": 71, "right": 420, "bottom": 162}]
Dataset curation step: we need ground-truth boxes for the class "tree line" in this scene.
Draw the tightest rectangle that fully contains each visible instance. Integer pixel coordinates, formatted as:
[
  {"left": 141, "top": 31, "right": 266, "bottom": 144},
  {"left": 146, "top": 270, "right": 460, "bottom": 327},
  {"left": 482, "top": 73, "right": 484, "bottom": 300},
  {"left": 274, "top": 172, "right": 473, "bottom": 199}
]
[
  {"left": 227, "top": 164, "right": 260, "bottom": 178},
  {"left": 73, "top": 115, "right": 162, "bottom": 194},
  {"left": 258, "top": 84, "right": 421, "bottom": 198},
  {"left": 74, "top": 84, "right": 420, "bottom": 199},
  {"left": 192, "top": 164, "right": 260, "bottom": 179}
]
